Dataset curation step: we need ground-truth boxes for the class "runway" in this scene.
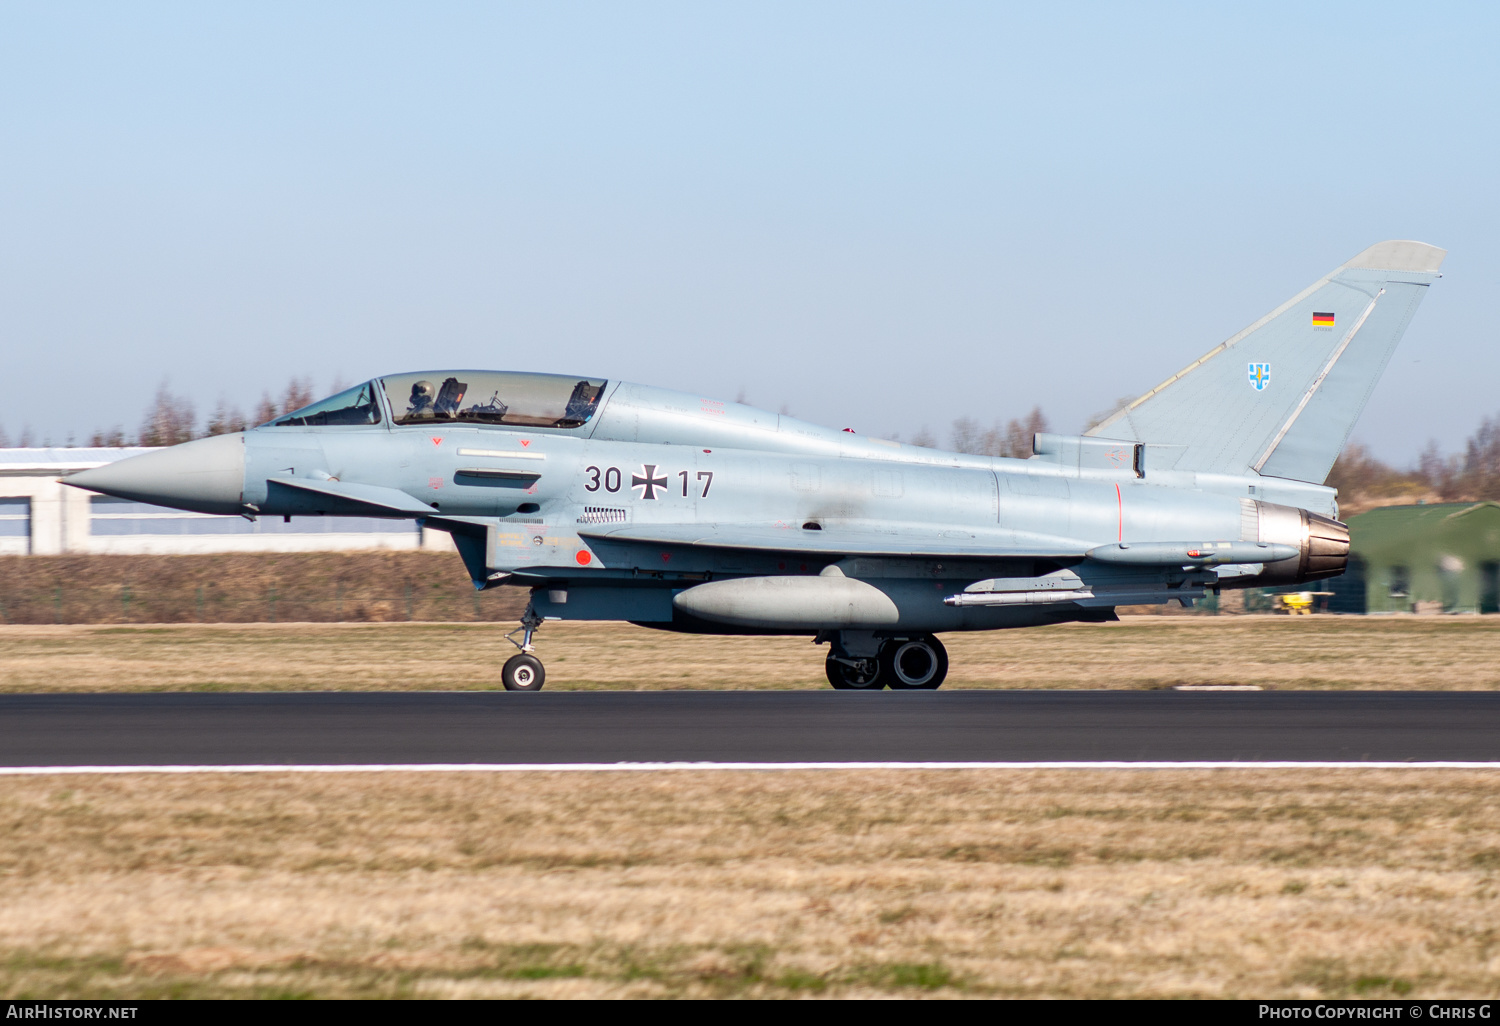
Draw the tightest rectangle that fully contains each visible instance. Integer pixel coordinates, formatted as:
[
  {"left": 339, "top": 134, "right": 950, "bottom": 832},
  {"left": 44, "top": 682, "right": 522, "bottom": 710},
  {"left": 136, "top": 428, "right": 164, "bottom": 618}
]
[{"left": 2, "top": 691, "right": 1500, "bottom": 769}]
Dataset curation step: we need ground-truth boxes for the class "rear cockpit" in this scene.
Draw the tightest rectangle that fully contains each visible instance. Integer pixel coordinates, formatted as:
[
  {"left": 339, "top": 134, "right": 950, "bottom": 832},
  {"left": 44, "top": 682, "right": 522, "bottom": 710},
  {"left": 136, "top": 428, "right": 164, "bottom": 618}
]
[
  {"left": 265, "top": 371, "right": 609, "bottom": 431},
  {"left": 383, "top": 371, "right": 606, "bottom": 428}
]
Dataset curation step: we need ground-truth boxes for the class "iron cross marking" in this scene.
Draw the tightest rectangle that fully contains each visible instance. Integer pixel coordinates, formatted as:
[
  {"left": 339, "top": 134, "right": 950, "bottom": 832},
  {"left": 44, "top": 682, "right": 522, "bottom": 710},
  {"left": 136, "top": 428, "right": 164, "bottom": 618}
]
[{"left": 632, "top": 464, "right": 668, "bottom": 500}]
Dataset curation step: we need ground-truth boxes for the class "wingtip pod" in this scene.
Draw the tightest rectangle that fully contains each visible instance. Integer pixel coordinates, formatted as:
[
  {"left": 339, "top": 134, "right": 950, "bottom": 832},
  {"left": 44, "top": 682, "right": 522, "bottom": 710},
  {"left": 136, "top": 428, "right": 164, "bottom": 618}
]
[{"left": 1343, "top": 240, "right": 1446, "bottom": 274}]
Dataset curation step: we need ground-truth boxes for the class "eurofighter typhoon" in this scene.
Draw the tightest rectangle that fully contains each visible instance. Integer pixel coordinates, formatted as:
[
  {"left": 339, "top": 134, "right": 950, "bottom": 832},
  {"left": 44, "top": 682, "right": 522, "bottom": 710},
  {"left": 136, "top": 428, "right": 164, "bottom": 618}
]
[{"left": 68, "top": 241, "right": 1444, "bottom": 690}]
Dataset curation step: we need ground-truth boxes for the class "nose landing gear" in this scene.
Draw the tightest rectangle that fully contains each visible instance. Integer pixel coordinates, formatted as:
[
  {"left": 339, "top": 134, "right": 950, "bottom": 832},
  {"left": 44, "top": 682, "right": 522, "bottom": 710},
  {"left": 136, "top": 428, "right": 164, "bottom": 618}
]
[
  {"left": 502, "top": 603, "right": 547, "bottom": 691},
  {"left": 819, "top": 632, "right": 949, "bottom": 691}
]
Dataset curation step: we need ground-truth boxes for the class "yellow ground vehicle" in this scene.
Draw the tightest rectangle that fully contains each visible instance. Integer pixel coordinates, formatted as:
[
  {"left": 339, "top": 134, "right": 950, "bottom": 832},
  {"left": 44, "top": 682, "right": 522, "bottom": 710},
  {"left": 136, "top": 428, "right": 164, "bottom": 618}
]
[{"left": 1275, "top": 591, "right": 1333, "bottom": 614}]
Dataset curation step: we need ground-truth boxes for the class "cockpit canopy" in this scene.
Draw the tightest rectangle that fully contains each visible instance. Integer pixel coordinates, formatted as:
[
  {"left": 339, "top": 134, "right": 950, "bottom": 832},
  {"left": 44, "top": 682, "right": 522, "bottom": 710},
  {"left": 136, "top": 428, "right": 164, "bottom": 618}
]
[
  {"left": 270, "top": 381, "right": 382, "bottom": 427},
  {"left": 382, "top": 371, "right": 607, "bottom": 428},
  {"left": 269, "top": 371, "right": 608, "bottom": 430}
]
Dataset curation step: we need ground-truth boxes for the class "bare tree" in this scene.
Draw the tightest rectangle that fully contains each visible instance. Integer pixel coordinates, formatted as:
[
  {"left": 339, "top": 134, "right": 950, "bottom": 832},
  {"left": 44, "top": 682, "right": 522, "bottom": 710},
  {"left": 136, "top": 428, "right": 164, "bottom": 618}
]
[
  {"left": 950, "top": 416, "right": 984, "bottom": 454},
  {"left": 1349, "top": 417, "right": 1500, "bottom": 505},
  {"left": 949, "top": 407, "right": 1049, "bottom": 458},
  {"left": 910, "top": 425, "right": 937, "bottom": 448},
  {"left": 17, "top": 425, "right": 34, "bottom": 448},
  {"left": 89, "top": 427, "right": 128, "bottom": 447},
  {"left": 1461, "top": 415, "right": 1500, "bottom": 499},
  {"left": 138, "top": 381, "right": 196, "bottom": 447},
  {"left": 0, "top": 424, "right": 9, "bottom": 448},
  {"left": 1084, "top": 396, "right": 1137, "bottom": 434},
  {"left": 253, "top": 392, "right": 278, "bottom": 427},
  {"left": 1328, "top": 440, "right": 1385, "bottom": 495},
  {"left": 1414, "top": 440, "right": 1462, "bottom": 500},
  {"left": 205, "top": 397, "right": 248, "bottom": 436},
  {"left": 280, "top": 377, "right": 315, "bottom": 415},
  {"left": 1007, "top": 406, "right": 1048, "bottom": 458},
  {"left": 1322, "top": 437, "right": 1446, "bottom": 513}
]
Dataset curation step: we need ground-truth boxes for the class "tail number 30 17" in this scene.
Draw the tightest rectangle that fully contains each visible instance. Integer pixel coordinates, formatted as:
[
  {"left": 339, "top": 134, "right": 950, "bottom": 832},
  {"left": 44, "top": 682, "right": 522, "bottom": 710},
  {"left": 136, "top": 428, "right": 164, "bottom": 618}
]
[{"left": 584, "top": 466, "right": 713, "bottom": 499}]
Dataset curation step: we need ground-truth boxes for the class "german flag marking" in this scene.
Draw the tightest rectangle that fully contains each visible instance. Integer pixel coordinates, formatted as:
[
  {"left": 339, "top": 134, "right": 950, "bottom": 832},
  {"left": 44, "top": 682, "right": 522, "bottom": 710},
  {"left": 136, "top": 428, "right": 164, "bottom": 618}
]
[{"left": 1312, "top": 311, "right": 1336, "bottom": 328}]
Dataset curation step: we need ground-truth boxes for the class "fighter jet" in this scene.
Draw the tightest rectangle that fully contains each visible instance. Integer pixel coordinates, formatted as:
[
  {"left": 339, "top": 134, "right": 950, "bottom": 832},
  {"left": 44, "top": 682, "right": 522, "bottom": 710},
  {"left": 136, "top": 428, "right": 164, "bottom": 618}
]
[{"left": 67, "top": 240, "right": 1443, "bottom": 691}]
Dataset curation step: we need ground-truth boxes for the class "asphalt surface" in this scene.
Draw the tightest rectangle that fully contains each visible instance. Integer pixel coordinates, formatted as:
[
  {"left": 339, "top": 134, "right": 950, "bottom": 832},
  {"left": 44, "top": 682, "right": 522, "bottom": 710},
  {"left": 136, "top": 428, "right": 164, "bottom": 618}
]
[{"left": 1, "top": 691, "right": 1498, "bottom": 765}]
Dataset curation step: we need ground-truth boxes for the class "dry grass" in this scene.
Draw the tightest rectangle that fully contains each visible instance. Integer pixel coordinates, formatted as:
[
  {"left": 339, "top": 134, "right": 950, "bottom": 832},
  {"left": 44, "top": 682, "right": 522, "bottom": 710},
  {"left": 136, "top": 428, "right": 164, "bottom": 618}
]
[
  {"left": 0, "top": 552, "right": 525, "bottom": 625},
  {"left": 1, "top": 769, "right": 1498, "bottom": 998},
  {"left": 0, "top": 615, "right": 1497, "bottom": 692},
  {"left": 4, "top": 615, "right": 1496, "bottom": 999}
]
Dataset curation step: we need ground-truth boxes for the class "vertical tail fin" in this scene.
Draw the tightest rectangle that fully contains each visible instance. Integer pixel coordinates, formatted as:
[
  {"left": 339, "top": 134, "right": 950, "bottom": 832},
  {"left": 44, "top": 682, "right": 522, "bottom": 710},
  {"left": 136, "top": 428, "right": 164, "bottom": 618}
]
[{"left": 1088, "top": 241, "right": 1445, "bottom": 484}]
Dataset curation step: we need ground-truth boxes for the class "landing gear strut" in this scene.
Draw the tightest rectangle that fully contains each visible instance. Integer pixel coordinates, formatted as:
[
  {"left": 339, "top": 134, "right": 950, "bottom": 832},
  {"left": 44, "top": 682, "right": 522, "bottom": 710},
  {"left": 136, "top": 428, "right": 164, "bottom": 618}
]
[
  {"left": 819, "top": 632, "right": 949, "bottom": 691},
  {"left": 825, "top": 654, "right": 885, "bottom": 690},
  {"left": 502, "top": 602, "right": 547, "bottom": 691}
]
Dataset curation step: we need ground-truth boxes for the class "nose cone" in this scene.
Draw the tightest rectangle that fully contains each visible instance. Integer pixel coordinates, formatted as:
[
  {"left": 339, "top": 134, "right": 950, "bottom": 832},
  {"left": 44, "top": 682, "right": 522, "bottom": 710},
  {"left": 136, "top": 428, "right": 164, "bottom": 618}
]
[{"left": 67, "top": 433, "right": 246, "bottom": 515}]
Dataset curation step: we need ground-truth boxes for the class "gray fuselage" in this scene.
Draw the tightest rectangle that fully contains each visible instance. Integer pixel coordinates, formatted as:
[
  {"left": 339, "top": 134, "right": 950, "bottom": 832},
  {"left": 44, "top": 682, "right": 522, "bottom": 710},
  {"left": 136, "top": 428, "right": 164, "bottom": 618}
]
[{"left": 73, "top": 374, "right": 1343, "bottom": 636}]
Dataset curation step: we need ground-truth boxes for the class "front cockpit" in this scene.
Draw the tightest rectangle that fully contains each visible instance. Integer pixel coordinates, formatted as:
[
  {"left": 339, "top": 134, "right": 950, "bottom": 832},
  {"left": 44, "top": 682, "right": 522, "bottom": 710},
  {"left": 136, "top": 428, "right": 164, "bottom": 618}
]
[
  {"left": 266, "top": 371, "right": 609, "bottom": 431},
  {"left": 269, "top": 381, "right": 383, "bottom": 427}
]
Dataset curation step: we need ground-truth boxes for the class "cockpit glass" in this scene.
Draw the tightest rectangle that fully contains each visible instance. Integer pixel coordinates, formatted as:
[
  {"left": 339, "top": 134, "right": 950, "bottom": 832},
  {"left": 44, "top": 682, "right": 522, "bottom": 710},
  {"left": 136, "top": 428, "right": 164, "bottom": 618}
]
[
  {"left": 381, "top": 372, "right": 607, "bottom": 429},
  {"left": 269, "top": 381, "right": 382, "bottom": 427}
]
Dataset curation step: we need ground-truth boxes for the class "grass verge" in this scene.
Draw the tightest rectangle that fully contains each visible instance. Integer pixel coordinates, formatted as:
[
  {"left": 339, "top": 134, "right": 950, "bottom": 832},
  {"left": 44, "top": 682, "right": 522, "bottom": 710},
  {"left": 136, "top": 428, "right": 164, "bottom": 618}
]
[
  {"left": 0, "top": 615, "right": 1497, "bottom": 691},
  {"left": 1, "top": 769, "right": 1499, "bottom": 998}
]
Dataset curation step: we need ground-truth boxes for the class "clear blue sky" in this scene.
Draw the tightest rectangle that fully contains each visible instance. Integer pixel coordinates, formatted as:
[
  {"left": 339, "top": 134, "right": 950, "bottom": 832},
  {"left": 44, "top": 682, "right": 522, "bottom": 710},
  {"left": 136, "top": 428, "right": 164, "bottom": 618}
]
[{"left": 1, "top": 2, "right": 1496, "bottom": 462}]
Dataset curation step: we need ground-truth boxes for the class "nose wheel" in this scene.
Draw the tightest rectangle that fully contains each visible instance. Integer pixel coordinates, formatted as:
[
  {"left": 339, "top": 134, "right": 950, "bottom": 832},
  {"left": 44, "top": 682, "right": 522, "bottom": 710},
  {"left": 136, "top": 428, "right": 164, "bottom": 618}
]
[{"left": 501, "top": 653, "right": 546, "bottom": 691}]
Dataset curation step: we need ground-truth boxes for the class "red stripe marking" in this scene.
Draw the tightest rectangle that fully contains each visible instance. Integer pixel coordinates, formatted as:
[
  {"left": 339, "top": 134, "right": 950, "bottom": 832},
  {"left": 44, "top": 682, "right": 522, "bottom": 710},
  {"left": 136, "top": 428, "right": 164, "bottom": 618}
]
[{"left": 1116, "top": 483, "right": 1123, "bottom": 541}]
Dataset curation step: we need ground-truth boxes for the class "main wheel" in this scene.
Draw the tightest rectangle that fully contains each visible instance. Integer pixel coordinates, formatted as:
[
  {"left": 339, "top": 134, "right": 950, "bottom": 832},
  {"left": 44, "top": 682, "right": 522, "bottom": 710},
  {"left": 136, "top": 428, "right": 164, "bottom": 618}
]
[
  {"left": 825, "top": 656, "right": 886, "bottom": 690},
  {"left": 881, "top": 635, "right": 948, "bottom": 690},
  {"left": 502, "top": 653, "right": 546, "bottom": 691}
]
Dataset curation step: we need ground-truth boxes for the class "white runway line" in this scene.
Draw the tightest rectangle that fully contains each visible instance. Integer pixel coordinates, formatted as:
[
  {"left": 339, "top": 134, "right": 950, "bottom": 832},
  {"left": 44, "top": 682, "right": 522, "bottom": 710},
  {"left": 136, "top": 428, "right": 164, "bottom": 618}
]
[
  {"left": 0, "top": 761, "right": 1498, "bottom": 775},
  {"left": 1173, "top": 685, "right": 1263, "bottom": 691}
]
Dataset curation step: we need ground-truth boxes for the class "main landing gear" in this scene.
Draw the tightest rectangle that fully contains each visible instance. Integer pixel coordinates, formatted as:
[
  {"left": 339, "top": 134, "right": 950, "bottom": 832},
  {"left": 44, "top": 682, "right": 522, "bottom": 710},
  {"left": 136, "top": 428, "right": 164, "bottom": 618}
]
[
  {"left": 820, "top": 632, "right": 949, "bottom": 691},
  {"left": 502, "top": 603, "right": 547, "bottom": 691}
]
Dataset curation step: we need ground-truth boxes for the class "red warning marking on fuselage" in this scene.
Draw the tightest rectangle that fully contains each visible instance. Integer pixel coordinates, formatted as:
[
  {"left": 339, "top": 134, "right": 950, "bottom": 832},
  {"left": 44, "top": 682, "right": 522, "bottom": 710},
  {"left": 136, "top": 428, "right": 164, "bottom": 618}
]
[
  {"left": 431, "top": 437, "right": 442, "bottom": 446},
  {"left": 576, "top": 550, "right": 592, "bottom": 566}
]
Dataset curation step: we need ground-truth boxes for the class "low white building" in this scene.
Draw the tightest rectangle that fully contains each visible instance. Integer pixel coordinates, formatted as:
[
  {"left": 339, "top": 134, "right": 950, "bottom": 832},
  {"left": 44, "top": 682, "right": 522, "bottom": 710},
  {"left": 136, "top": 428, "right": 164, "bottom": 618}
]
[{"left": 0, "top": 448, "right": 453, "bottom": 556}]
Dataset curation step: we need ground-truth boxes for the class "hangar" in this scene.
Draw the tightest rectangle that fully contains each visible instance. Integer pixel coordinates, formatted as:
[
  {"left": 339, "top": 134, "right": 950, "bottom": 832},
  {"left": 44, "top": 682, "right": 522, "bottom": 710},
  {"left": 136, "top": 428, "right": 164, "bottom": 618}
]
[
  {"left": 0, "top": 447, "right": 451, "bottom": 556},
  {"left": 1345, "top": 502, "right": 1500, "bottom": 614}
]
